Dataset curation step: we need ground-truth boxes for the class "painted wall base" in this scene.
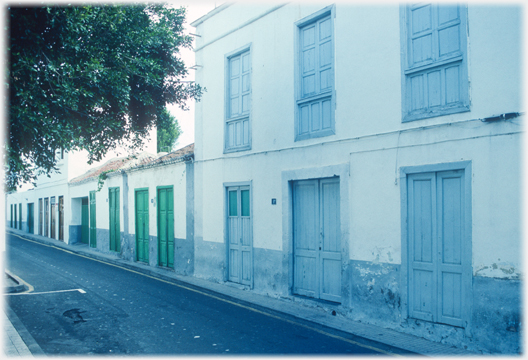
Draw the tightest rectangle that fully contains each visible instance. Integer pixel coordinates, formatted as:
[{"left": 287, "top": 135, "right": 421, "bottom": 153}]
[
  {"left": 253, "top": 247, "right": 288, "bottom": 295},
  {"left": 174, "top": 237, "right": 194, "bottom": 276},
  {"left": 69, "top": 225, "right": 82, "bottom": 244},
  {"left": 193, "top": 237, "right": 225, "bottom": 283}
]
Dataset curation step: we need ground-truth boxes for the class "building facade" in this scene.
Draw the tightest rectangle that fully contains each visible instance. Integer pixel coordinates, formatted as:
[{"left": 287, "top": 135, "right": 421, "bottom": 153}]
[
  {"left": 6, "top": 145, "right": 195, "bottom": 276},
  {"left": 191, "top": 3, "right": 522, "bottom": 354}
]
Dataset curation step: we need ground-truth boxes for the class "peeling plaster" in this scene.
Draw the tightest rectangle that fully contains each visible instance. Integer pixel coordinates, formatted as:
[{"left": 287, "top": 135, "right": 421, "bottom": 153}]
[{"left": 474, "top": 262, "right": 521, "bottom": 280}]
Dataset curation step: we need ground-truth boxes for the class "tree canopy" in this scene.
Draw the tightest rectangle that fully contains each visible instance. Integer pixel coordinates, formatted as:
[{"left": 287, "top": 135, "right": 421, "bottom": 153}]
[
  {"left": 7, "top": 5, "right": 202, "bottom": 190},
  {"left": 157, "top": 109, "right": 181, "bottom": 153}
]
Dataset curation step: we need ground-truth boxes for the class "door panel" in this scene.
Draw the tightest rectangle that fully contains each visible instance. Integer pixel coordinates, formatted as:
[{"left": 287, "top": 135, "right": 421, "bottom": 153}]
[
  {"left": 158, "top": 187, "right": 174, "bottom": 268},
  {"left": 27, "top": 203, "right": 34, "bottom": 234},
  {"left": 135, "top": 190, "right": 149, "bottom": 263},
  {"left": 59, "top": 196, "right": 64, "bottom": 241},
  {"left": 50, "top": 197, "right": 56, "bottom": 239},
  {"left": 319, "top": 179, "right": 341, "bottom": 302},
  {"left": 81, "top": 198, "right": 89, "bottom": 244},
  {"left": 436, "top": 170, "right": 465, "bottom": 327},
  {"left": 44, "top": 198, "right": 49, "bottom": 237},
  {"left": 38, "top": 199, "right": 43, "bottom": 235},
  {"left": 109, "top": 188, "right": 120, "bottom": 252},
  {"left": 89, "top": 191, "right": 97, "bottom": 248},
  {"left": 293, "top": 178, "right": 341, "bottom": 302}
]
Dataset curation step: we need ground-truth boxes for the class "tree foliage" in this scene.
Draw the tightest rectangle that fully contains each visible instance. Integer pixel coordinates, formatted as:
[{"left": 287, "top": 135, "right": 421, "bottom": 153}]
[
  {"left": 157, "top": 109, "right": 181, "bottom": 153},
  {"left": 7, "top": 5, "right": 202, "bottom": 190}
]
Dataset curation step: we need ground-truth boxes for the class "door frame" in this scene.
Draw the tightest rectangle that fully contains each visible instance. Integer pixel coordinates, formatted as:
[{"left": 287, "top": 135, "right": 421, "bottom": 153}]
[
  {"left": 135, "top": 188, "right": 149, "bottom": 263},
  {"left": 400, "top": 161, "right": 472, "bottom": 330},
  {"left": 224, "top": 181, "right": 253, "bottom": 288},
  {"left": 281, "top": 164, "right": 350, "bottom": 300}
]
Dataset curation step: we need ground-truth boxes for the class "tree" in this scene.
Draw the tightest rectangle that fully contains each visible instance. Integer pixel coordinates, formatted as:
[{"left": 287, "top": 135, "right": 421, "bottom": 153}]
[
  {"left": 157, "top": 109, "right": 181, "bottom": 153},
  {"left": 7, "top": 5, "right": 202, "bottom": 190}
]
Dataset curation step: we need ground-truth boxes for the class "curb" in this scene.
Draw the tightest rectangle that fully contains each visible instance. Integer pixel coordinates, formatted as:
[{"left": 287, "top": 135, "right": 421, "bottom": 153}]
[
  {"left": 5, "top": 305, "right": 47, "bottom": 356},
  {"left": 5, "top": 270, "right": 28, "bottom": 294}
]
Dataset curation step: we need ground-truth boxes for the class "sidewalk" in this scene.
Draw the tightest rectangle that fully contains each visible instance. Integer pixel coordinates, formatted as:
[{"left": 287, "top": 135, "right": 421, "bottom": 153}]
[
  {"left": 3, "top": 272, "right": 45, "bottom": 357},
  {"left": 6, "top": 228, "right": 477, "bottom": 356}
]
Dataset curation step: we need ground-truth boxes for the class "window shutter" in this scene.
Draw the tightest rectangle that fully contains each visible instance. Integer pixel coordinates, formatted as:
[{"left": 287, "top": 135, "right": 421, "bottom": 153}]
[{"left": 402, "top": 4, "right": 468, "bottom": 122}]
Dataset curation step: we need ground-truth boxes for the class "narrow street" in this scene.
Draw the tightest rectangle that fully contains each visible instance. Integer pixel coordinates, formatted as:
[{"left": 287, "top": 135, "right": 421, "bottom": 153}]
[{"left": 5, "top": 232, "right": 412, "bottom": 355}]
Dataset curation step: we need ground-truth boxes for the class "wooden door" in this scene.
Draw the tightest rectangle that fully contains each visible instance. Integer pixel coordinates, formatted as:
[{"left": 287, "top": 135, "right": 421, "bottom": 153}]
[
  {"left": 38, "top": 199, "right": 43, "bottom": 235},
  {"left": 58, "top": 196, "right": 64, "bottom": 241},
  {"left": 89, "top": 191, "right": 97, "bottom": 248},
  {"left": 407, "top": 170, "right": 468, "bottom": 327},
  {"left": 81, "top": 198, "right": 89, "bottom": 244},
  {"left": 27, "top": 203, "right": 34, "bottom": 234},
  {"left": 157, "top": 187, "right": 174, "bottom": 268},
  {"left": 227, "top": 186, "right": 252, "bottom": 286},
  {"left": 293, "top": 178, "right": 341, "bottom": 302},
  {"left": 50, "top": 197, "right": 56, "bottom": 239},
  {"left": 44, "top": 198, "right": 49, "bottom": 237},
  {"left": 109, "top": 187, "right": 120, "bottom": 252},
  {"left": 135, "top": 189, "right": 149, "bottom": 263}
]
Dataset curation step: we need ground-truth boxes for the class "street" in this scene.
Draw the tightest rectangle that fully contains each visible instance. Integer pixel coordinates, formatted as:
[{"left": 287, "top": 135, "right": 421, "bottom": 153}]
[{"left": 5, "top": 232, "right": 412, "bottom": 355}]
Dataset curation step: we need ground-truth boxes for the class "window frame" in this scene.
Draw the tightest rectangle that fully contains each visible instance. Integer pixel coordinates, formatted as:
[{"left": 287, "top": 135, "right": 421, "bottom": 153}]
[
  {"left": 294, "top": 5, "right": 336, "bottom": 142},
  {"left": 400, "top": 4, "right": 470, "bottom": 122},
  {"left": 224, "top": 43, "right": 252, "bottom": 153}
]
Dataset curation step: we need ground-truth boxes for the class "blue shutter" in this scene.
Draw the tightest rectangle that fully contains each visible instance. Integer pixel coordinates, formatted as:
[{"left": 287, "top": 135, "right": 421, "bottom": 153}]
[
  {"left": 403, "top": 4, "right": 468, "bottom": 121},
  {"left": 226, "top": 49, "right": 251, "bottom": 151},
  {"left": 297, "top": 11, "right": 334, "bottom": 140}
]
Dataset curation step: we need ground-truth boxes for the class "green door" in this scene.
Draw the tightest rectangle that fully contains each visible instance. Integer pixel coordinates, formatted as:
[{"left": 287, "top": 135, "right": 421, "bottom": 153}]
[
  {"left": 27, "top": 203, "right": 34, "bottom": 234},
  {"left": 89, "top": 191, "right": 97, "bottom": 248},
  {"left": 157, "top": 187, "right": 174, "bottom": 268},
  {"left": 81, "top": 197, "right": 89, "bottom": 244},
  {"left": 109, "top": 187, "right": 120, "bottom": 252},
  {"left": 135, "top": 189, "right": 149, "bottom": 263}
]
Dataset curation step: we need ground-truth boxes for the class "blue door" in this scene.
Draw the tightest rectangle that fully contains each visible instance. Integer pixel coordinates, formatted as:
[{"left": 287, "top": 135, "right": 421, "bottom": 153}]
[
  {"left": 407, "top": 170, "right": 469, "bottom": 327},
  {"left": 227, "top": 186, "right": 252, "bottom": 286},
  {"left": 293, "top": 177, "right": 341, "bottom": 303}
]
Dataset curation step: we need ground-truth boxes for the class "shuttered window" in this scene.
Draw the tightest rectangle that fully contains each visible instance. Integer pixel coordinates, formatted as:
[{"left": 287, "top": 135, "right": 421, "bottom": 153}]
[
  {"left": 225, "top": 48, "right": 251, "bottom": 152},
  {"left": 296, "top": 7, "right": 335, "bottom": 141},
  {"left": 401, "top": 4, "right": 469, "bottom": 122}
]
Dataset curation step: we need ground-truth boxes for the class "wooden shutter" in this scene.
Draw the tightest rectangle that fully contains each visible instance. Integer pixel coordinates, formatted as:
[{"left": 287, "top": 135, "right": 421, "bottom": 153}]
[
  {"left": 404, "top": 4, "right": 467, "bottom": 120},
  {"left": 226, "top": 50, "right": 251, "bottom": 150},
  {"left": 297, "top": 12, "right": 334, "bottom": 140}
]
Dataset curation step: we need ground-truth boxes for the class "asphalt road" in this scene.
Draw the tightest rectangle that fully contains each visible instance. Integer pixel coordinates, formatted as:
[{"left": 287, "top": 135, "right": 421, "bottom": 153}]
[{"left": 5, "top": 232, "right": 413, "bottom": 355}]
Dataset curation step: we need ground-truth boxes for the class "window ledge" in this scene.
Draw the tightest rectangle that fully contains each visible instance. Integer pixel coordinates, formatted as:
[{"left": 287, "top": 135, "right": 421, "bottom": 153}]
[{"left": 403, "top": 104, "right": 470, "bottom": 123}]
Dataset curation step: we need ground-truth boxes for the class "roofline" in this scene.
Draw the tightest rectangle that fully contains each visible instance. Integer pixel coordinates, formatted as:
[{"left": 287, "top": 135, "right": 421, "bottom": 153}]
[{"left": 190, "top": 2, "right": 232, "bottom": 27}]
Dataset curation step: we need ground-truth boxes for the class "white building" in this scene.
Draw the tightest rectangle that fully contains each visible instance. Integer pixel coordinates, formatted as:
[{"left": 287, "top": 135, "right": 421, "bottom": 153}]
[
  {"left": 6, "top": 144, "right": 195, "bottom": 276},
  {"left": 191, "top": 3, "right": 522, "bottom": 353}
]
